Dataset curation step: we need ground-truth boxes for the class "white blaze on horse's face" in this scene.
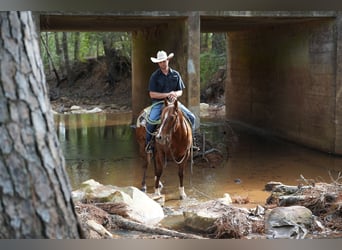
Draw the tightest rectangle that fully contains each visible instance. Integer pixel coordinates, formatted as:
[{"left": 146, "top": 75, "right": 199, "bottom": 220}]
[
  {"left": 155, "top": 109, "right": 169, "bottom": 145},
  {"left": 156, "top": 101, "right": 179, "bottom": 146}
]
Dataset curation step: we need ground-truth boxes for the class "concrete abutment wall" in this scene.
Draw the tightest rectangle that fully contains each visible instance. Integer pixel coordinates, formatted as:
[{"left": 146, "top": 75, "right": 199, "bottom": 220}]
[{"left": 226, "top": 18, "right": 342, "bottom": 154}]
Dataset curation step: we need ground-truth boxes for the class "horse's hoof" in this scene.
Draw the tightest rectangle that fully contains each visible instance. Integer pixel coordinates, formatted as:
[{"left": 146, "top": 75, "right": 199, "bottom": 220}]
[
  {"left": 180, "top": 195, "right": 187, "bottom": 200},
  {"left": 179, "top": 186, "right": 186, "bottom": 200},
  {"left": 141, "top": 186, "right": 147, "bottom": 192},
  {"left": 154, "top": 186, "right": 164, "bottom": 196}
]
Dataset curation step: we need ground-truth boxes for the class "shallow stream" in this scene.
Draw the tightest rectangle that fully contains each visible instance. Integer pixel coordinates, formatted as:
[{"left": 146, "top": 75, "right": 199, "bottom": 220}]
[{"left": 54, "top": 112, "right": 342, "bottom": 238}]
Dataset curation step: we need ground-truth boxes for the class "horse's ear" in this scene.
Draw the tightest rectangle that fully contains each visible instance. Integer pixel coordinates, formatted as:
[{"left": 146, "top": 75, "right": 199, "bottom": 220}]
[
  {"left": 164, "top": 98, "right": 168, "bottom": 107},
  {"left": 174, "top": 99, "right": 178, "bottom": 111}
]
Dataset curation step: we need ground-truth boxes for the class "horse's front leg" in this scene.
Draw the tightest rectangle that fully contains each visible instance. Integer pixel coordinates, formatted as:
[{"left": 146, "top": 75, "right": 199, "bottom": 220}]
[
  {"left": 154, "top": 152, "right": 164, "bottom": 196},
  {"left": 178, "top": 162, "right": 187, "bottom": 200}
]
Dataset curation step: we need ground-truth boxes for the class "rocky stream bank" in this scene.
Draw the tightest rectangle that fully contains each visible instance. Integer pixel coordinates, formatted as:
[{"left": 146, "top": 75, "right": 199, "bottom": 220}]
[{"left": 72, "top": 177, "right": 342, "bottom": 239}]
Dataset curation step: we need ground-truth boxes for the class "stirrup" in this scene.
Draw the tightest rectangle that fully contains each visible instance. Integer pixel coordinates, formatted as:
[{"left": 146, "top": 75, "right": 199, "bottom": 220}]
[
  {"left": 192, "top": 145, "right": 200, "bottom": 151},
  {"left": 145, "top": 142, "right": 153, "bottom": 153},
  {"left": 192, "top": 138, "right": 200, "bottom": 151}
]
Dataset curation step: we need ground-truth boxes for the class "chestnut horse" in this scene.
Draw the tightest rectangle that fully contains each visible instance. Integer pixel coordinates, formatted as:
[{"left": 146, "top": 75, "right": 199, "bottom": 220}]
[{"left": 135, "top": 98, "right": 193, "bottom": 199}]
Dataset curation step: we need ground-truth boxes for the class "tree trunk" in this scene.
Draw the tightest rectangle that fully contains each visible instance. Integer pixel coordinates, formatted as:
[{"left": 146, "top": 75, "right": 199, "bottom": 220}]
[
  {"left": 54, "top": 32, "right": 65, "bottom": 76},
  {"left": 0, "top": 11, "right": 83, "bottom": 239},
  {"left": 40, "top": 35, "right": 62, "bottom": 88},
  {"left": 102, "top": 34, "right": 116, "bottom": 86},
  {"left": 62, "top": 32, "right": 72, "bottom": 85},
  {"left": 44, "top": 32, "right": 53, "bottom": 74},
  {"left": 74, "top": 32, "right": 80, "bottom": 61},
  {"left": 88, "top": 33, "right": 96, "bottom": 57},
  {"left": 201, "top": 33, "right": 209, "bottom": 52},
  {"left": 212, "top": 33, "right": 226, "bottom": 54}
]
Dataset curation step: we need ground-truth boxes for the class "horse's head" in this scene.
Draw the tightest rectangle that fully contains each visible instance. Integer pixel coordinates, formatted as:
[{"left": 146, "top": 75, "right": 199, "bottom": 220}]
[{"left": 155, "top": 98, "right": 180, "bottom": 145}]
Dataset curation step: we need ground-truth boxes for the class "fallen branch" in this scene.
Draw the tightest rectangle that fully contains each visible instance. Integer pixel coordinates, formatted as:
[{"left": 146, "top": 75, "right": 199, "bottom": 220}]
[
  {"left": 95, "top": 202, "right": 130, "bottom": 217},
  {"left": 86, "top": 220, "right": 114, "bottom": 239},
  {"left": 328, "top": 171, "right": 342, "bottom": 185},
  {"left": 278, "top": 195, "right": 312, "bottom": 206},
  {"left": 110, "top": 214, "right": 207, "bottom": 239},
  {"left": 273, "top": 184, "right": 299, "bottom": 194}
]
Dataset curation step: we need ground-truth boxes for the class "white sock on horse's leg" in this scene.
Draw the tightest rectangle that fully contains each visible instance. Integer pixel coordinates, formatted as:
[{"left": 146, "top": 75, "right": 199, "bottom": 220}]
[
  {"left": 154, "top": 187, "right": 161, "bottom": 196},
  {"left": 154, "top": 176, "right": 163, "bottom": 190},
  {"left": 179, "top": 186, "right": 187, "bottom": 199},
  {"left": 158, "top": 181, "right": 163, "bottom": 190}
]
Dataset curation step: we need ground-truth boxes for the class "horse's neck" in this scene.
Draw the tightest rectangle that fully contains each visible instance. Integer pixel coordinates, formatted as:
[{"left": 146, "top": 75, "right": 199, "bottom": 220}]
[{"left": 174, "top": 112, "right": 190, "bottom": 138}]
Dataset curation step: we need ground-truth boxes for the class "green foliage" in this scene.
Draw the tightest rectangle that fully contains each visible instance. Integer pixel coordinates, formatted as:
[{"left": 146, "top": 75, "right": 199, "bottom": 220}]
[
  {"left": 200, "top": 33, "right": 227, "bottom": 88},
  {"left": 200, "top": 51, "right": 226, "bottom": 87},
  {"left": 40, "top": 31, "right": 131, "bottom": 72}
]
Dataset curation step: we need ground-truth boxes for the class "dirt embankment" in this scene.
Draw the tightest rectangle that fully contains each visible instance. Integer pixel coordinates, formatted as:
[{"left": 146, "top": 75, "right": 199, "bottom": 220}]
[{"left": 47, "top": 57, "right": 132, "bottom": 113}]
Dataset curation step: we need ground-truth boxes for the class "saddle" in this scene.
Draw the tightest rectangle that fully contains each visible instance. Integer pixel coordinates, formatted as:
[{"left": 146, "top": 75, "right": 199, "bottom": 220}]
[
  {"left": 136, "top": 105, "right": 160, "bottom": 129},
  {"left": 136, "top": 104, "right": 192, "bottom": 129}
]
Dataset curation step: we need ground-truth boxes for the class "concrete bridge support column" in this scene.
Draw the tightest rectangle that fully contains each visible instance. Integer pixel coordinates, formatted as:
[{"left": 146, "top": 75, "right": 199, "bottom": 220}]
[
  {"left": 335, "top": 13, "right": 342, "bottom": 154},
  {"left": 131, "top": 14, "right": 200, "bottom": 123},
  {"left": 186, "top": 12, "right": 201, "bottom": 129}
]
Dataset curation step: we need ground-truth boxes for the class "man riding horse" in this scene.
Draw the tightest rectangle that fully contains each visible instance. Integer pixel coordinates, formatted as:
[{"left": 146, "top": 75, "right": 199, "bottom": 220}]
[{"left": 145, "top": 50, "right": 200, "bottom": 153}]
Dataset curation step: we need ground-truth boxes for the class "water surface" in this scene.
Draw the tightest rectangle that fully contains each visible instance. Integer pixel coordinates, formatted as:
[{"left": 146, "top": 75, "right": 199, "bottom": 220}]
[{"left": 54, "top": 112, "right": 342, "bottom": 208}]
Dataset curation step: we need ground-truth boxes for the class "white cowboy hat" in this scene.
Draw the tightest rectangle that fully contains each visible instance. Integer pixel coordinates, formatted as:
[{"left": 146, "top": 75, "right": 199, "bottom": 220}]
[{"left": 150, "top": 50, "right": 174, "bottom": 63}]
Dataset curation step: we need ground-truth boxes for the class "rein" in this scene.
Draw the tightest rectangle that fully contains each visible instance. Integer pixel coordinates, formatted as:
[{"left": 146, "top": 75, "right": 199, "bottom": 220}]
[
  {"left": 169, "top": 120, "right": 191, "bottom": 164},
  {"left": 162, "top": 110, "right": 192, "bottom": 165}
]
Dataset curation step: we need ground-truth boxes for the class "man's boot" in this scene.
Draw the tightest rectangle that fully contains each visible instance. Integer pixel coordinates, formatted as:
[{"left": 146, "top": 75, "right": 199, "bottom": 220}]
[
  {"left": 145, "top": 139, "right": 154, "bottom": 154},
  {"left": 192, "top": 138, "right": 200, "bottom": 152}
]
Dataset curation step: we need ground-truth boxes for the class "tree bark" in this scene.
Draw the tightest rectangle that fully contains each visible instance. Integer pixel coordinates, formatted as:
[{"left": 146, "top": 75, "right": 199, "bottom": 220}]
[{"left": 0, "top": 11, "right": 83, "bottom": 238}]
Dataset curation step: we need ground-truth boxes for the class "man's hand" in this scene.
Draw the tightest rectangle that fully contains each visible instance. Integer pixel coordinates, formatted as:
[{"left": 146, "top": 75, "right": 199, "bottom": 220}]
[
  {"left": 167, "top": 91, "right": 178, "bottom": 102},
  {"left": 167, "top": 94, "right": 177, "bottom": 102}
]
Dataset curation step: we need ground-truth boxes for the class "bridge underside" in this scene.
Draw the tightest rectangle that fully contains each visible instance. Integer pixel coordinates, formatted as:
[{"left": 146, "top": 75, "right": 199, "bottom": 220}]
[{"left": 38, "top": 12, "right": 342, "bottom": 155}]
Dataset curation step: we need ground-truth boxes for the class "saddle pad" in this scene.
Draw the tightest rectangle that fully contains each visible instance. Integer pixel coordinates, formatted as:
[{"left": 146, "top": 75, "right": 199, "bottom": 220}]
[
  {"left": 136, "top": 106, "right": 155, "bottom": 128},
  {"left": 136, "top": 104, "right": 191, "bottom": 128}
]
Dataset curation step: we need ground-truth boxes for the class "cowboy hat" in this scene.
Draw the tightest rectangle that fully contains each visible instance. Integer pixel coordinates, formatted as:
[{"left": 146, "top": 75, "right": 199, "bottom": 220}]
[{"left": 150, "top": 50, "right": 174, "bottom": 63}]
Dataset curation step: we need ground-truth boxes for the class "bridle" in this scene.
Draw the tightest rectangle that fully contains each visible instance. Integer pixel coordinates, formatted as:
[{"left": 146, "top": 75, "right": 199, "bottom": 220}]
[{"left": 156, "top": 104, "right": 191, "bottom": 164}]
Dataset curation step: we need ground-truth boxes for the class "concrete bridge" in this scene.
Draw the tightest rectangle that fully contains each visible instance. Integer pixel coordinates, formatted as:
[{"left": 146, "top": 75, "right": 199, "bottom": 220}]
[{"left": 36, "top": 11, "right": 342, "bottom": 155}]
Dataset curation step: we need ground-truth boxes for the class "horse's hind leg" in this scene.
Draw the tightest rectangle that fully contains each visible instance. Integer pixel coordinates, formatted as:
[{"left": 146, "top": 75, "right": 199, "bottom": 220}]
[
  {"left": 178, "top": 165, "right": 187, "bottom": 199},
  {"left": 141, "top": 162, "right": 147, "bottom": 192},
  {"left": 140, "top": 152, "right": 151, "bottom": 192}
]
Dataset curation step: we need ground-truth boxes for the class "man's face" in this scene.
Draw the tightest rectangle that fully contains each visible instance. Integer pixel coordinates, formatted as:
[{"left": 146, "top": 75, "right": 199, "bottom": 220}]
[{"left": 158, "top": 59, "right": 168, "bottom": 70}]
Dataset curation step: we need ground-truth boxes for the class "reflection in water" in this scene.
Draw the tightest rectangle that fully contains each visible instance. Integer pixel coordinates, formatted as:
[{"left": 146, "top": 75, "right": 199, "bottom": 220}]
[{"left": 54, "top": 113, "right": 342, "bottom": 207}]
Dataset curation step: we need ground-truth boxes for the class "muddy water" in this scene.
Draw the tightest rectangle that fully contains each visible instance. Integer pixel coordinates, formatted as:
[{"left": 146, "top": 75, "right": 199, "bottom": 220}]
[{"left": 54, "top": 112, "right": 342, "bottom": 209}]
